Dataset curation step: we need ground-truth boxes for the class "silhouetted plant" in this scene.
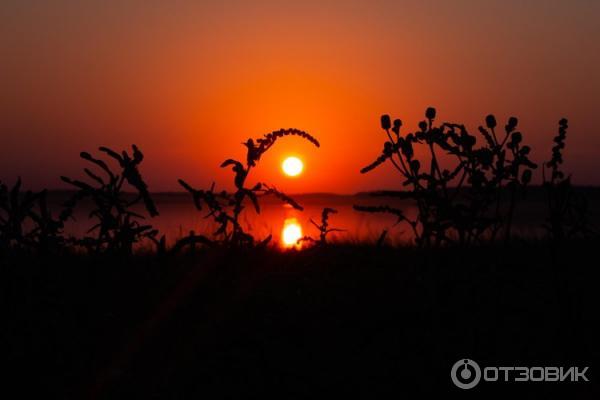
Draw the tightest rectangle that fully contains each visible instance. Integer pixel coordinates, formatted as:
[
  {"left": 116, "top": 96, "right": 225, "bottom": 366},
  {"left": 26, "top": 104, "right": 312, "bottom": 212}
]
[
  {"left": 27, "top": 190, "right": 74, "bottom": 253},
  {"left": 542, "top": 119, "right": 595, "bottom": 241},
  {"left": 356, "top": 107, "right": 537, "bottom": 246},
  {"left": 0, "top": 179, "right": 35, "bottom": 251},
  {"left": 0, "top": 179, "right": 71, "bottom": 254},
  {"left": 298, "top": 207, "right": 344, "bottom": 246},
  {"left": 60, "top": 145, "right": 160, "bottom": 255},
  {"left": 170, "top": 229, "right": 213, "bottom": 254},
  {"left": 178, "top": 128, "right": 319, "bottom": 248}
]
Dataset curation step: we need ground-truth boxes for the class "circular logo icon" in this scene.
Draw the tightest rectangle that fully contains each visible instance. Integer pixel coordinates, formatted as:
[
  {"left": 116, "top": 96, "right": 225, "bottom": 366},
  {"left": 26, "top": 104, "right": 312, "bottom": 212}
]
[{"left": 451, "top": 359, "right": 481, "bottom": 389}]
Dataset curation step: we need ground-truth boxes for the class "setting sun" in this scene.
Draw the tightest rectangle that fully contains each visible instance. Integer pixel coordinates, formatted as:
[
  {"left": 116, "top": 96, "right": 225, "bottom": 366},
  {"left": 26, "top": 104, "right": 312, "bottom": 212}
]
[
  {"left": 282, "top": 218, "right": 303, "bottom": 247},
  {"left": 282, "top": 156, "right": 303, "bottom": 177}
]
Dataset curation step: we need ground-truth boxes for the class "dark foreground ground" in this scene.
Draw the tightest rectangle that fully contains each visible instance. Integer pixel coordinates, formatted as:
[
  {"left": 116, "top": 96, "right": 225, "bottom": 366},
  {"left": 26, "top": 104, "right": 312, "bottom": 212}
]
[{"left": 2, "top": 240, "right": 599, "bottom": 398}]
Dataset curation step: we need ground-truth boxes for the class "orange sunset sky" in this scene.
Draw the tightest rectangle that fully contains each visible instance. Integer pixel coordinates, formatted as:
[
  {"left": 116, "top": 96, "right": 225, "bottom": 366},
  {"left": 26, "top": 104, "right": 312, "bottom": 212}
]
[{"left": 1, "top": 0, "right": 599, "bottom": 193}]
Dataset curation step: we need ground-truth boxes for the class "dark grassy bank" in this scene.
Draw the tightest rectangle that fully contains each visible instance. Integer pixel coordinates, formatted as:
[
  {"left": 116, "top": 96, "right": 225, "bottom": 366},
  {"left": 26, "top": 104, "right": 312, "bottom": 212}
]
[{"left": 2, "top": 240, "right": 599, "bottom": 398}]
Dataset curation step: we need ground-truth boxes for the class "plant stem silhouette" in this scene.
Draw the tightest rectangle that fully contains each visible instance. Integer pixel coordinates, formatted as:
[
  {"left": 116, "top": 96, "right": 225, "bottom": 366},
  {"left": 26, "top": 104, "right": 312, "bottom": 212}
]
[
  {"left": 542, "top": 119, "right": 596, "bottom": 242},
  {"left": 178, "top": 128, "right": 319, "bottom": 249},
  {"left": 298, "top": 207, "right": 344, "bottom": 246},
  {"left": 60, "top": 145, "right": 159, "bottom": 255},
  {"left": 357, "top": 107, "right": 537, "bottom": 246}
]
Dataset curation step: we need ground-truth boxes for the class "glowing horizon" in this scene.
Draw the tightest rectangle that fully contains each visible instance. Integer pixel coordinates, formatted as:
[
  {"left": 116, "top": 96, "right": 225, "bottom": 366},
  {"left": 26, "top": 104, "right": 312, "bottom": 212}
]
[{"left": 1, "top": 1, "right": 599, "bottom": 193}]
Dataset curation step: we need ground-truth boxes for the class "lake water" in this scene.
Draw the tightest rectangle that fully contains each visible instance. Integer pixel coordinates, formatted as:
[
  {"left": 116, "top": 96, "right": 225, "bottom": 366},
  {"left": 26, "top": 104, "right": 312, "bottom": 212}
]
[
  {"left": 46, "top": 189, "right": 599, "bottom": 248},
  {"left": 56, "top": 193, "right": 414, "bottom": 247}
]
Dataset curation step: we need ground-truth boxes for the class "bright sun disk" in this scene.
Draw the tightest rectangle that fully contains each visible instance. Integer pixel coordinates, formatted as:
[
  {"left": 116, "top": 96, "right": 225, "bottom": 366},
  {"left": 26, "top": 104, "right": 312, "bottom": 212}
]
[{"left": 282, "top": 156, "right": 303, "bottom": 177}]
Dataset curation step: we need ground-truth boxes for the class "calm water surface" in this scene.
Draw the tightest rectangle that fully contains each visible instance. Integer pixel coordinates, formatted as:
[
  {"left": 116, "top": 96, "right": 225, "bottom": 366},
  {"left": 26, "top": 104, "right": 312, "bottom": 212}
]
[{"left": 46, "top": 191, "right": 591, "bottom": 248}]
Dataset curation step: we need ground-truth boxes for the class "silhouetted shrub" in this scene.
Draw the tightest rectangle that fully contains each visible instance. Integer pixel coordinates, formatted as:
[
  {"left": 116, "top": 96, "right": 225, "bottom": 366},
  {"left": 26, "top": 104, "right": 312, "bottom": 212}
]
[
  {"left": 542, "top": 119, "right": 596, "bottom": 241},
  {"left": 0, "top": 179, "right": 70, "bottom": 254},
  {"left": 0, "top": 178, "right": 66, "bottom": 253},
  {"left": 356, "top": 107, "right": 537, "bottom": 246},
  {"left": 298, "top": 207, "right": 344, "bottom": 246},
  {"left": 61, "top": 145, "right": 160, "bottom": 255},
  {"left": 178, "top": 128, "right": 319, "bottom": 249}
]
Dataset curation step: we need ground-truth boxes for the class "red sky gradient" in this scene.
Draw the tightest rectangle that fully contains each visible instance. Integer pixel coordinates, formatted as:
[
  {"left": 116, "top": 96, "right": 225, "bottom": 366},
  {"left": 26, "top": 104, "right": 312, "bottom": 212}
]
[{"left": 1, "top": 1, "right": 599, "bottom": 193}]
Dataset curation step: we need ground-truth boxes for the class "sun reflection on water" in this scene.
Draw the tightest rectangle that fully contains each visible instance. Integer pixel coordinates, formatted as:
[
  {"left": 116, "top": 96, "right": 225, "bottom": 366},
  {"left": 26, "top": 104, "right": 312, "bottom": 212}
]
[{"left": 281, "top": 218, "right": 302, "bottom": 248}]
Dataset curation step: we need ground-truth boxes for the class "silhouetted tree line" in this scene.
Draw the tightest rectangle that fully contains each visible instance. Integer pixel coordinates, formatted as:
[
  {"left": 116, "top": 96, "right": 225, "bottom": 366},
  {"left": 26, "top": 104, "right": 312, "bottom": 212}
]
[{"left": 0, "top": 109, "right": 596, "bottom": 256}]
